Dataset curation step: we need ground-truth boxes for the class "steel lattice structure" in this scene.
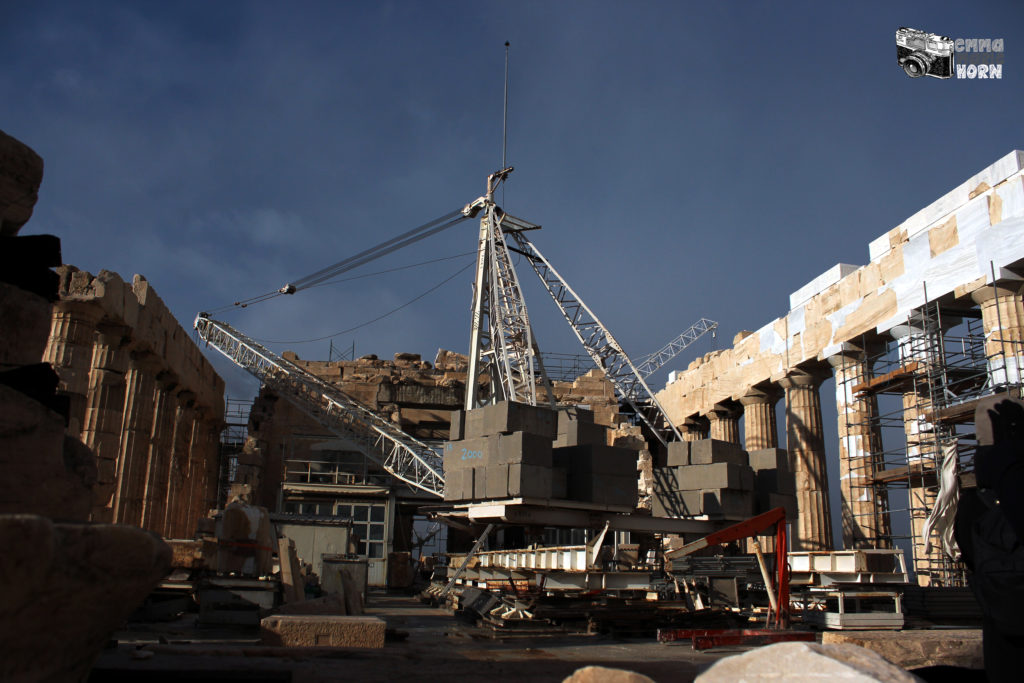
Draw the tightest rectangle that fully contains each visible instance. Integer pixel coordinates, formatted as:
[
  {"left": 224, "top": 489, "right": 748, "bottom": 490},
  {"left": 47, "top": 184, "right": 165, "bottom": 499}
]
[
  {"left": 509, "top": 232, "right": 684, "bottom": 446},
  {"left": 636, "top": 318, "right": 718, "bottom": 379},
  {"left": 194, "top": 315, "right": 445, "bottom": 497},
  {"left": 463, "top": 168, "right": 553, "bottom": 409}
]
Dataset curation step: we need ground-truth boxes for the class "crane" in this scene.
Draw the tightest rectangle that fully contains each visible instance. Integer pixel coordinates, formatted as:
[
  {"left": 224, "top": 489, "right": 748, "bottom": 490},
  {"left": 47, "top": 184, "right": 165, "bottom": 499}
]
[{"left": 195, "top": 167, "right": 715, "bottom": 494}]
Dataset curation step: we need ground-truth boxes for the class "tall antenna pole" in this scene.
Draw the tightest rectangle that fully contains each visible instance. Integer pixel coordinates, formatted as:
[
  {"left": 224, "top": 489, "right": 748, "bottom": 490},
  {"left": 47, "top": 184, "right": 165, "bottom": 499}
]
[{"left": 502, "top": 41, "right": 510, "bottom": 171}]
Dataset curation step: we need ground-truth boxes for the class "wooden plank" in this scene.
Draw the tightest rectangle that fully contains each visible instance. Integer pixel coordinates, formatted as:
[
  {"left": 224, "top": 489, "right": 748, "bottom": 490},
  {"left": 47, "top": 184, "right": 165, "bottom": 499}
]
[{"left": 852, "top": 362, "right": 920, "bottom": 397}]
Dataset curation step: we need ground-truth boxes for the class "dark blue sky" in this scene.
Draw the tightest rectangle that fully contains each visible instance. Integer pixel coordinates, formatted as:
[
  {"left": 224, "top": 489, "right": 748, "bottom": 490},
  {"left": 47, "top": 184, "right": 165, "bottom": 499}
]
[{"left": 5, "top": 0, "right": 1022, "bottom": 407}]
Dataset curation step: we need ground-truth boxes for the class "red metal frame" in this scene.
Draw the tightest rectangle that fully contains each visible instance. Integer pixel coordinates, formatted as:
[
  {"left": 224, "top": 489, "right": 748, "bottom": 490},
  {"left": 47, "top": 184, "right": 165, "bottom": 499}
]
[
  {"left": 657, "top": 628, "right": 814, "bottom": 650},
  {"left": 666, "top": 506, "right": 790, "bottom": 628}
]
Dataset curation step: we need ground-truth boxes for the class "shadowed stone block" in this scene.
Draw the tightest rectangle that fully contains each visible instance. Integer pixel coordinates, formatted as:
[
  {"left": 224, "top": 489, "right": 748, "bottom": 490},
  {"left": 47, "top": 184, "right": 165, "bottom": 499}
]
[
  {"left": 689, "top": 439, "right": 749, "bottom": 466},
  {"left": 666, "top": 441, "right": 690, "bottom": 466}
]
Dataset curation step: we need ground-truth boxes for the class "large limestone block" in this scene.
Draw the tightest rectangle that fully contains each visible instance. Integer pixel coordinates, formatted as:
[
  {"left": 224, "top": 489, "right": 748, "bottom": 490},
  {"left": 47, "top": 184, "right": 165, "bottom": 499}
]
[
  {"left": 0, "top": 130, "right": 44, "bottom": 236},
  {"left": 478, "top": 400, "right": 558, "bottom": 439},
  {"left": 0, "top": 514, "right": 171, "bottom": 682},
  {"left": 260, "top": 615, "right": 386, "bottom": 648},
  {"left": 492, "top": 431, "right": 553, "bottom": 467},
  {"left": 563, "top": 666, "right": 654, "bottom": 683},
  {"left": 689, "top": 439, "right": 749, "bottom": 466},
  {"left": 508, "top": 463, "right": 555, "bottom": 498},
  {"left": 554, "top": 444, "right": 637, "bottom": 477},
  {"left": 554, "top": 419, "right": 609, "bottom": 447},
  {"left": 701, "top": 488, "right": 756, "bottom": 519},
  {"left": 0, "top": 282, "right": 52, "bottom": 365},
  {"left": 442, "top": 435, "right": 494, "bottom": 471},
  {"left": 667, "top": 441, "right": 690, "bottom": 466},
  {"left": 0, "top": 384, "right": 95, "bottom": 520},
  {"left": 822, "top": 629, "right": 983, "bottom": 671},
  {"left": 215, "top": 501, "right": 274, "bottom": 576},
  {"left": 675, "top": 462, "right": 754, "bottom": 491},
  {"left": 696, "top": 641, "right": 923, "bottom": 682},
  {"left": 749, "top": 448, "right": 790, "bottom": 471}
]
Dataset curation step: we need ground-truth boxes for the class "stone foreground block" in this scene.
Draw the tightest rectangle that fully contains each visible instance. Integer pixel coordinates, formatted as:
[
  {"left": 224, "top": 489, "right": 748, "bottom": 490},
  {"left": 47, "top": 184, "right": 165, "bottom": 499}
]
[
  {"left": 822, "top": 629, "right": 982, "bottom": 670},
  {"left": 695, "top": 641, "right": 921, "bottom": 682},
  {"left": 260, "top": 615, "right": 386, "bottom": 648}
]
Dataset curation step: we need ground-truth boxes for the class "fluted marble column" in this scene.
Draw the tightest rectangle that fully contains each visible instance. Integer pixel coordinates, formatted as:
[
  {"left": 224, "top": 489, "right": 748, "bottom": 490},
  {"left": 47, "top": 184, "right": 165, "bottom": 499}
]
[
  {"left": 740, "top": 384, "right": 781, "bottom": 450},
  {"left": 780, "top": 367, "right": 833, "bottom": 551},
  {"left": 828, "top": 346, "right": 889, "bottom": 549},
  {"left": 972, "top": 281, "right": 1024, "bottom": 386},
  {"left": 43, "top": 300, "right": 104, "bottom": 436},
  {"left": 80, "top": 323, "right": 131, "bottom": 521},
  {"left": 162, "top": 390, "right": 195, "bottom": 538},
  {"left": 706, "top": 400, "right": 742, "bottom": 444},
  {"left": 140, "top": 372, "right": 178, "bottom": 533},
  {"left": 678, "top": 416, "right": 709, "bottom": 442},
  {"left": 113, "top": 350, "right": 162, "bottom": 526}
]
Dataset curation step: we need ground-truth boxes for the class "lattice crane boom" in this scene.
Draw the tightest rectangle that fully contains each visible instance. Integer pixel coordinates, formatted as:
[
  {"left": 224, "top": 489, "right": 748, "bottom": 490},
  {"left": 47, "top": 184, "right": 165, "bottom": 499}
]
[
  {"left": 636, "top": 318, "right": 718, "bottom": 379},
  {"left": 508, "top": 232, "right": 683, "bottom": 446},
  {"left": 194, "top": 315, "right": 445, "bottom": 497}
]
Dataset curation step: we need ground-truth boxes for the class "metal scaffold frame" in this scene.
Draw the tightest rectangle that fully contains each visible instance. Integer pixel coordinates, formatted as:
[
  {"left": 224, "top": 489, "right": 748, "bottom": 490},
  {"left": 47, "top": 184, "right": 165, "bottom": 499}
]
[
  {"left": 836, "top": 287, "right": 1023, "bottom": 587},
  {"left": 194, "top": 315, "right": 445, "bottom": 497}
]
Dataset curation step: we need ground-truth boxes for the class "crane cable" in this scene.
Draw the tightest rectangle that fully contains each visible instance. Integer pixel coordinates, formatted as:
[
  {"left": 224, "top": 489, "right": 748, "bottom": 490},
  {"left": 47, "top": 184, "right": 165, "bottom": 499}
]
[
  {"left": 224, "top": 208, "right": 470, "bottom": 310},
  {"left": 253, "top": 259, "right": 475, "bottom": 345},
  {"left": 204, "top": 250, "right": 476, "bottom": 315}
]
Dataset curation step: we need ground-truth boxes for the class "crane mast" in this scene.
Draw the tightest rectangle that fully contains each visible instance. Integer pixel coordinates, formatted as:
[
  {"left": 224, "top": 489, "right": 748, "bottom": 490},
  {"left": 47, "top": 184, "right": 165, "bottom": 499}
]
[{"left": 463, "top": 168, "right": 554, "bottom": 410}]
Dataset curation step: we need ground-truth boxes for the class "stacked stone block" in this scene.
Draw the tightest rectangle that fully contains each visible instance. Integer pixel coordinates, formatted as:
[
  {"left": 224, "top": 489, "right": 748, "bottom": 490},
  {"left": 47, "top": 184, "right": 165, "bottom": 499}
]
[
  {"left": 443, "top": 401, "right": 637, "bottom": 508},
  {"left": 652, "top": 439, "right": 756, "bottom": 520},
  {"left": 653, "top": 440, "right": 799, "bottom": 530}
]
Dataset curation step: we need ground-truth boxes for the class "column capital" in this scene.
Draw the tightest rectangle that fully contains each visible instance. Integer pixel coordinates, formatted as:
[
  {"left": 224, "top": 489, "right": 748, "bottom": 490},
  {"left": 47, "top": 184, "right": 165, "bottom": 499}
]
[
  {"left": 778, "top": 365, "right": 829, "bottom": 390},
  {"left": 128, "top": 349, "right": 163, "bottom": 373},
  {"left": 52, "top": 298, "right": 105, "bottom": 324},
  {"left": 738, "top": 382, "right": 782, "bottom": 406},
  {"left": 175, "top": 389, "right": 196, "bottom": 406},
  {"left": 970, "top": 279, "right": 1024, "bottom": 306},
  {"left": 155, "top": 370, "right": 179, "bottom": 392},
  {"left": 704, "top": 399, "right": 742, "bottom": 420},
  {"left": 94, "top": 321, "right": 131, "bottom": 346}
]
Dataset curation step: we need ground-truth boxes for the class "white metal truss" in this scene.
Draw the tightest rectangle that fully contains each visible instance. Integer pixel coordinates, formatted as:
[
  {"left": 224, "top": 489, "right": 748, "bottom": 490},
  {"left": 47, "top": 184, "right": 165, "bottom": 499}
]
[
  {"left": 509, "top": 232, "right": 683, "bottom": 446},
  {"left": 463, "top": 168, "right": 553, "bottom": 409},
  {"left": 194, "top": 315, "right": 444, "bottom": 497},
  {"left": 636, "top": 318, "right": 718, "bottom": 379}
]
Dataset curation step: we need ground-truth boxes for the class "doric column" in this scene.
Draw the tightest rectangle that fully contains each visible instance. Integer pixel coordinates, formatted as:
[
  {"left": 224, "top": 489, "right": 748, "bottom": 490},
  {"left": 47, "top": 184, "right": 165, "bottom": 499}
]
[
  {"left": 828, "top": 345, "right": 889, "bottom": 550},
  {"left": 140, "top": 372, "right": 178, "bottom": 534},
  {"left": 162, "top": 390, "right": 195, "bottom": 538},
  {"left": 706, "top": 400, "right": 742, "bottom": 444},
  {"left": 80, "top": 322, "right": 130, "bottom": 522},
  {"left": 890, "top": 322, "right": 945, "bottom": 585},
  {"left": 740, "top": 384, "right": 781, "bottom": 450},
  {"left": 179, "top": 409, "right": 221, "bottom": 538},
  {"left": 678, "top": 415, "right": 709, "bottom": 442},
  {"left": 780, "top": 366, "right": 833, "bottom": 551},
  {"left": 113, "top": 350, "right": 161, "bottom": 526},
  {"left": 971, "top": 281, "right": 1024, "bottom": 386},
  {"left": 42, "top": 300, "right": 104, "bottom": 436}
]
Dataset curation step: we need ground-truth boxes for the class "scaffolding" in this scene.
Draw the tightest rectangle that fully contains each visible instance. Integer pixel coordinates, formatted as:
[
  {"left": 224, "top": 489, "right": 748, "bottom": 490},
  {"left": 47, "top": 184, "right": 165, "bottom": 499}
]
[
  {"left": 218, "top": 396, "right": 254, "bottom": 507},
  {"left": 836, "top": 289, "right": 1023, "bottom": 587}
]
